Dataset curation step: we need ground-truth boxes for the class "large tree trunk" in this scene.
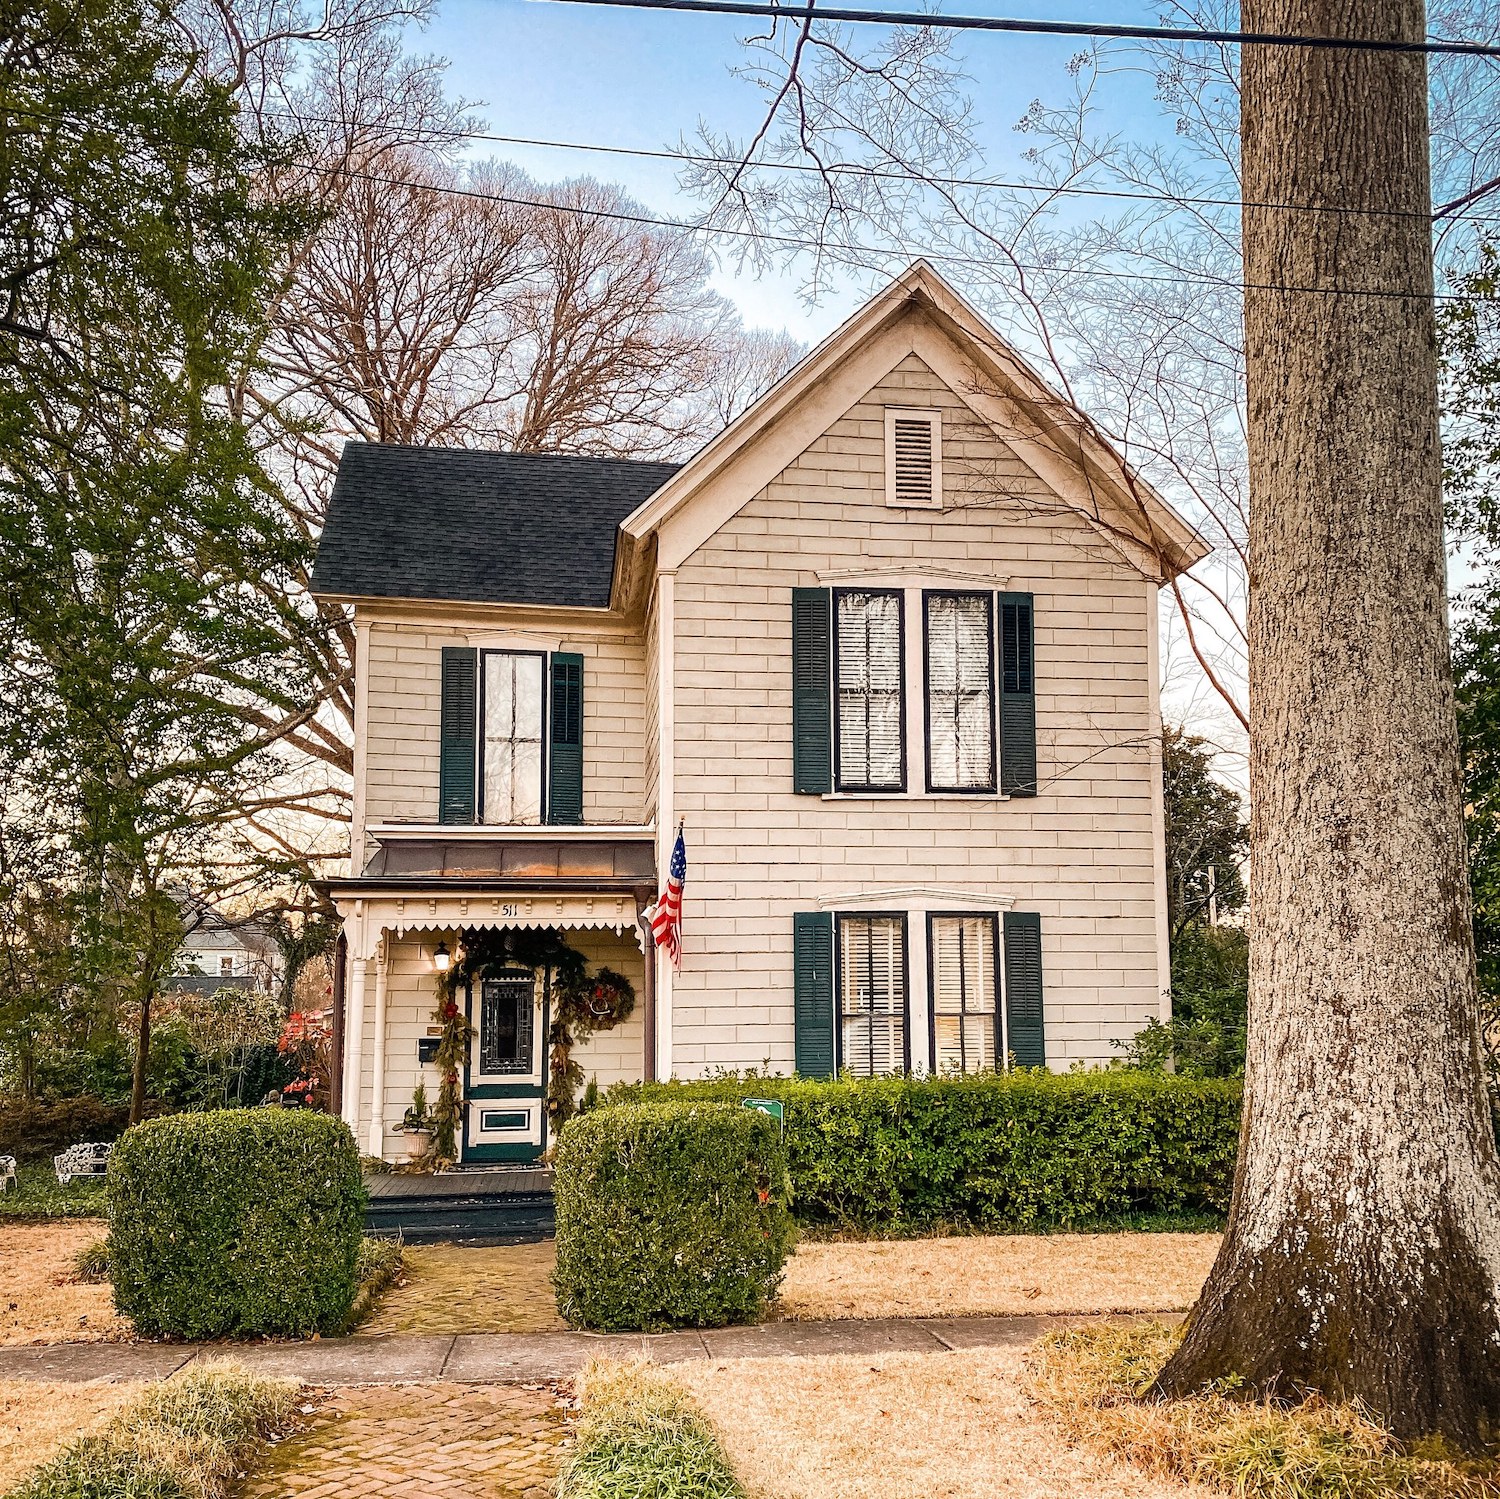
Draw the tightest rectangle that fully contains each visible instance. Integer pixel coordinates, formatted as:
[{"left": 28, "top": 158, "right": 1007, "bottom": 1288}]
[{"left": 1153, "top": 0, "right": 1500, "bottom": 1449}]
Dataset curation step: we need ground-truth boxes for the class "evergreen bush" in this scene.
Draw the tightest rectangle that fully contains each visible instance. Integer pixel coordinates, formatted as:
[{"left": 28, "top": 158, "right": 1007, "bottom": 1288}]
[
  {"left": 609, "top": 1070, "right": 1241, "bottom": 1234},
  {"left": 107, "top": 1110, "right": 364, "bottom": 1338},
  {"left": 553, "top": 1102, "right": 794, "bottom": 1330}
]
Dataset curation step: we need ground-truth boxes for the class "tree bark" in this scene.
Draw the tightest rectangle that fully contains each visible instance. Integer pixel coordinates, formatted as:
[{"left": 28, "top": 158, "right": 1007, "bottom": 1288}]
[
  {"left": 129, "top": 987, "right": 151, "bottom": 1127},
  {"left": 1153, "top": 0, "right": 1500, "bottom": 1449}
]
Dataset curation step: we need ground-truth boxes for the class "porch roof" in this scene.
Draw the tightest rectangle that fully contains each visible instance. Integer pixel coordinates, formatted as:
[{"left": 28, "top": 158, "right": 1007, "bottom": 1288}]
[{"left": 324, "top": 834, "right": 656, "bottom": 893}]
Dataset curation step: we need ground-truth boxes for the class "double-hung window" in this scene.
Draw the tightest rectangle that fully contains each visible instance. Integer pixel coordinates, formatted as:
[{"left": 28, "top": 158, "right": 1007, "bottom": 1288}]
[
  {"left": 834, "top": 589, "right": 905, "bottom": 792},
  {"left": 924, "top": 592, "right": 995, "bottom": 793},
  {"left": 929, "top": 914, "right": 1000, "bottom": 1073},
  {"left": 481, "top": 650, "right": 546, "bottom": 824},
  {"left": 837, "top": 914, "right": 908, "bottom": 1075}
]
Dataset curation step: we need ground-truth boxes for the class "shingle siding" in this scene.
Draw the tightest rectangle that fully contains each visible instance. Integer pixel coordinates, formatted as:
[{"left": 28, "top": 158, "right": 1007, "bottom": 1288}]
[{"left": 666, "top": 354, "right": 1163, "bottom": 1072}]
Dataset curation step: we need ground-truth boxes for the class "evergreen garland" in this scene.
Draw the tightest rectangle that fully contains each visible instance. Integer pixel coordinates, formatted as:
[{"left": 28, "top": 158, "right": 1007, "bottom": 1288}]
[{"left": 430, "top": 926, "right": 635, "bottom": 1165}]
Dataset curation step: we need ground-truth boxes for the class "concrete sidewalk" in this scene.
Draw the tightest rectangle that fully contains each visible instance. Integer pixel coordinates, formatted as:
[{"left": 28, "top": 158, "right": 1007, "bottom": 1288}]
[{"left": 0, "top": 1312, "right": 1147, "bottom": 1387}]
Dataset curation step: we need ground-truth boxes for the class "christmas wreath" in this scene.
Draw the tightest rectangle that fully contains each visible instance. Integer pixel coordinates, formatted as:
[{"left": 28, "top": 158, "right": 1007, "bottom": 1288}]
[{"left": 429, "top": 926, "right": 635, "bottom": 1165}]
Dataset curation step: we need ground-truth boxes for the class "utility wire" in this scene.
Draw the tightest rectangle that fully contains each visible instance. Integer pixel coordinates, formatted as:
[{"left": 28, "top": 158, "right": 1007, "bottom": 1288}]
[
  {"left": 201, "top": 104, "right": 1500, "bottom": 226},
  {"left": 9, "top": 98, "right": 1493, "bottom": 302},
  {"left": 16, "top": 96, "right": 1500, "bottom": 227},
  {"left": 535, "top": 0, "right": 1500, "bottom": 57}
]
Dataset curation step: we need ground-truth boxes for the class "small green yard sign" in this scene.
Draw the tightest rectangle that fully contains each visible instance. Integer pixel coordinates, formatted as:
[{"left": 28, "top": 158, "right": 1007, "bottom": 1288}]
[{"left": 742, "top": 1098, "right": 785, "bottom": 1138}]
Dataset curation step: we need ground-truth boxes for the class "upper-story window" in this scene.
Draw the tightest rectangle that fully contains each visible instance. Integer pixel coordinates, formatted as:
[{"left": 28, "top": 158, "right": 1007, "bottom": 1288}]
[
  {"left": 438, "top": 645, "right": 584, "bottom": 826},
  {"left": 834, "top": 590, "right": 905, "bottom": 792},
  {"left": 482, "top": 651, "right": 545, "bottom": 824},
  {"left": 791, "top": 586, "right": 1035, "bottom": 799},
  {"left": 924, "top": 592, "right": 995, "bottom": 793}
]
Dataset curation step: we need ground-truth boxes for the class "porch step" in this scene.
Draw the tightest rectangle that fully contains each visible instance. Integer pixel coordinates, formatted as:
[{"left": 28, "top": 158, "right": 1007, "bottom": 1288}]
[{"left": 363, "top": 1169, "right": 554, "bottom": 1245}]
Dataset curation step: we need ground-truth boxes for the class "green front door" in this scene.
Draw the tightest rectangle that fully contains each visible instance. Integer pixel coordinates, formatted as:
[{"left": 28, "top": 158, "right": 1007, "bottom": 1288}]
[{"left": 463, "top": 967, "right": 546, "bottom": 1163}]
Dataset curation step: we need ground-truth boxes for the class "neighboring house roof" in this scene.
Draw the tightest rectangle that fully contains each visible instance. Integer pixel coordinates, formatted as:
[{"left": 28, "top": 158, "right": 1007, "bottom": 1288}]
[{"left": 310, "top": 444, "right": 682, "bottom": 609}]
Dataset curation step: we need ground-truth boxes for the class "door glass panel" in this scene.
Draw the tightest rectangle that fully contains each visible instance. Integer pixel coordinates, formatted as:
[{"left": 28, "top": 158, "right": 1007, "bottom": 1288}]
[
  {"left": 483, "top": 652, "right": 545, "bottom": 824},
  {"left": 479, "top": 970, "right": 534, "bottom": 1075}
]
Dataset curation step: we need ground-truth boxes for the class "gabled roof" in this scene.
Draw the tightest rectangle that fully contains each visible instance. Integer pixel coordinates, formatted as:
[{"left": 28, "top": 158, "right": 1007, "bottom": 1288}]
[
  {"left": 614, "top": 261, "right": 1210, "bottom": 603},
  {"left": 310, "top": 443, "right": 681, "bottom": 609}
]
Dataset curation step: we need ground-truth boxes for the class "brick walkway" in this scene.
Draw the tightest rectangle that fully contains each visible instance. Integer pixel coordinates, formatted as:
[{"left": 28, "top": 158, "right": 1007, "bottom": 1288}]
[
  {"left": 244, "top": 1382, "right": 569, "bottom": 1499},
  {"left": 362, "top": 1243, "right": 565, "bottom": 1336}
]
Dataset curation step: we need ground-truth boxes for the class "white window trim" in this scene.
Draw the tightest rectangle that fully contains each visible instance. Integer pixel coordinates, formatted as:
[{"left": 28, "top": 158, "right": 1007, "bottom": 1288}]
[
  {"left": 820, "top": 585, "right": 1010, "bottom": 801},
  {"left": 884, "top": 407, "right": 943, "bottom": 510},
  {"left": 819, "top": 893, "right": 1012, "bottom": 1075}
]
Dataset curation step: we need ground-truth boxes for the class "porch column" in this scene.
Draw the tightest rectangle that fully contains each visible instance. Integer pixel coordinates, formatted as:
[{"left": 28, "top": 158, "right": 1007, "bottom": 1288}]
[
  {"left": 637, "top": 903, "right": 657, "bottom": 1084},
  {"left": 344, "top": 955, "right": 367, "bottom": 1139},
  {"left": 366, "top": 939, "right": 390, "bottom": 1157}
]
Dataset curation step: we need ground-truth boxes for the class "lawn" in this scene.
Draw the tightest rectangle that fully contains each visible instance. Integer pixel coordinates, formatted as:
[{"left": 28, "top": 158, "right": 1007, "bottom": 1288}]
[
  {"left": 0, "top": 1163, "right": 108, "bottom": 1221},
  {"left": 778, "top": 1233, "right": 1219, "bottom": 1320},
  {"left": 0, "top": 1221, "right": 129, "bottom": 1346},
  {"left": 0, "top": 1379, "right": 143, "bottom": 1491},
  {"left": 675, "top": 1348, "right": 1198, "bottom": 1499}
]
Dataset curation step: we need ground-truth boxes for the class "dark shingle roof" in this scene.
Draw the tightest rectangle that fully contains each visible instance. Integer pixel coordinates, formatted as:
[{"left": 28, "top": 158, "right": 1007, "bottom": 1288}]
[{"left": 310, "top": 443, "right": 681, "bottom": 609}]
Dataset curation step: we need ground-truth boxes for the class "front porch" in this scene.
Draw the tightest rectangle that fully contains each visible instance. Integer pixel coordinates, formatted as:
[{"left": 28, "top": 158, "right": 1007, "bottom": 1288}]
[{"left": 326, "top": 829, "right": 658, "bottom": 1165}]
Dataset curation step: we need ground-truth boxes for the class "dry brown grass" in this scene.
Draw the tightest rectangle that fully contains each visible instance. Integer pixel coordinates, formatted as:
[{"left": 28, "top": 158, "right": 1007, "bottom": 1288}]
[
  {"left": 0, "top": 1221, "right": 131, "bottom": 1345},
  {"left": 676, "top": 1347, "right": 1204, "bottom": 1499},
  {"left": 1027, "top": 1321, "right": 1500, "bottom": 1499},
  {"left": 776, "top": 1232, "right": 1220, "bottom": 1321},
  {"left": 0, "top": 1378, "right": 143, "bottom": 1490}
]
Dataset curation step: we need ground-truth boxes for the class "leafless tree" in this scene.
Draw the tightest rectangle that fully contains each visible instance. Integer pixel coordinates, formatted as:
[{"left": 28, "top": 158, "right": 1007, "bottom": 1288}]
[
  {"left": 169, "top": 3, "right": 803, "bottom": 880},
  {"left": 676, "top": 0, "right": 1500, "bottom": 764}
]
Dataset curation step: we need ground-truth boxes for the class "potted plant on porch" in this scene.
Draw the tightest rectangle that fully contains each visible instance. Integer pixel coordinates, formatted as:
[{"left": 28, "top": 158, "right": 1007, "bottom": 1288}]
[{"left": 397, "top": 1083, "right": 434, "bottom": 1163}]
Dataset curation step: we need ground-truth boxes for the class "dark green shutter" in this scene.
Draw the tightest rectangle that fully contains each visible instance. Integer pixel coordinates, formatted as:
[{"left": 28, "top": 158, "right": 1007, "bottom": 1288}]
[
  {"left": 439, "top": 647, "right": 478, "bottom": 824},
  {"left": 548, "top": 652, "right": 584, "bottom": 824},
  {"left": 999, "top": 592, "right": 1037, "bottom": 796},
  {"left": 793, "top": 911, "right": 835, "bottom": 1077},
  {"left": 792, "top": 588, "right": 832, "bottom": 794},
  {"left": 1003, "top": 911, "right": 1045, "bottom": 1067}
]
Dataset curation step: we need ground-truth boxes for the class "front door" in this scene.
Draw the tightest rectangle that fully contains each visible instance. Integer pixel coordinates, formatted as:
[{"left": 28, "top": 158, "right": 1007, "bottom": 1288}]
[{"left": 463, "top": 967, "right": 546, "bottom": 1163}]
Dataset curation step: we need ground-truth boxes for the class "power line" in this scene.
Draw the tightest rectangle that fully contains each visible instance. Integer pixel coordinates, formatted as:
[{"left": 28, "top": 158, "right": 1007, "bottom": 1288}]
[
  {"left": 18, "top": 93, "right": 1497, "bottom": 228},
  {"left": 535, "top": 0, "right": 1500, "bottom": 57},
  {"left": 229, "top": 106, "right": 1500, "bottom": 227},
  {"left": 10, "top": 98, "right": 1492, "bottom": 303},
  {"left": 284, "top": 154, "right": 1483, "bottom": 305}
]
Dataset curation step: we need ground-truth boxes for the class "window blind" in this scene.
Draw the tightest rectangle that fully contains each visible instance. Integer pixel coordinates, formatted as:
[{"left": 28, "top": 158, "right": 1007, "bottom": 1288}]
[
  {"left": 835, "top": 591, "right": 904, "bottom": 790},
  {"left": 483, "top": 651, "right": 545, "bottom": 824},
  {"left": 838, "top": 914, "right": 907, "bottom": 1076},
  {"left": 926, "top": 593, "right": 995, "bottom": 791},
  {"left": 930, "top": 914, "right": 998, "bottom": 1073}
]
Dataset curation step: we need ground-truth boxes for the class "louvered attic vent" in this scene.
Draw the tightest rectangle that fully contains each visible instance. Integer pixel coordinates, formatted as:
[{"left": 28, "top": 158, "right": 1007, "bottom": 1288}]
[{"left": 884, "top": 407, "right": 941, "bottom": 509}]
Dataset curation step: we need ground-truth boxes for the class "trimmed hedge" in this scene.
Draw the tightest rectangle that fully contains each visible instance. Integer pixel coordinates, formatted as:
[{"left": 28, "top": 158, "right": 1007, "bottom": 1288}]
[
  {"left": 553, "top": 1102, "right": 795, "bottom": 1331},
  {"left": 107, "top": 1110, "right": 365, "bottom": 1339},
  {"left": 608, "top": 1071, "right": 1241, "bottom": 1233}
]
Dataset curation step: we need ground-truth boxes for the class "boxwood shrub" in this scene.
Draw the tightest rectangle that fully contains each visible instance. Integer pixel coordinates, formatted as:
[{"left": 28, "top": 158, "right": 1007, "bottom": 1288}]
[
  {"left": 553, "top": 1101, "right": 794, "bottom": 1331},
  {"left": 609, "top": 1070, "right": 1241, "bottom": 1234},
  {"left": 107, "top": 1109, "right": 365, "bottom": 1339}
]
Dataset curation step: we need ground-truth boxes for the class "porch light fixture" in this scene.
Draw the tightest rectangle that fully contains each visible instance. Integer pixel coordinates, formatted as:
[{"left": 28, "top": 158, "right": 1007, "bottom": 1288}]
[{"left": 433, "top": 941, "right": 451, "bottom": 973}]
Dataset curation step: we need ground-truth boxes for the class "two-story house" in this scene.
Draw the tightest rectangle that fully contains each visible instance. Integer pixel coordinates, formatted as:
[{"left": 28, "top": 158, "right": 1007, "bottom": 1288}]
[{"left": 313, "top": 261, "right": 1209, "bottom": 1165}]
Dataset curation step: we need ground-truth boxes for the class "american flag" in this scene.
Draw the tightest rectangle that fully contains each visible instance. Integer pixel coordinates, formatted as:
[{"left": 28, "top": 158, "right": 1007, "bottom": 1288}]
[{"left": 650, "top": 826, "right": 687, "bottom": 967}]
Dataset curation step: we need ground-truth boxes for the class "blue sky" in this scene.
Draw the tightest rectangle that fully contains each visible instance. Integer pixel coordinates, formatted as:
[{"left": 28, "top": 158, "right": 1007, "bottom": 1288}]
[{"left": 420, "top": 0, "right": 1175, "bottom": 339}]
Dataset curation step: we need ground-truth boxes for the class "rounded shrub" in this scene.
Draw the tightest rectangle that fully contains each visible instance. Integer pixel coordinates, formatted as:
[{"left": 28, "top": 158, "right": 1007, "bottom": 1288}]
[
  {"left": 552, "top": 1102, "right": 794, "bottom": 1331},
  {"left": 107, "top": 1109, "right": 365, "bottom": 1339}
]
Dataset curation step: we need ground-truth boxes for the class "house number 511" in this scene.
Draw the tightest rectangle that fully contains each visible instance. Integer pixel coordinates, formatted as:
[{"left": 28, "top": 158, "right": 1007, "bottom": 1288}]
[{"left": 499, "top": 903, "right": 520, "bottom": 918}]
